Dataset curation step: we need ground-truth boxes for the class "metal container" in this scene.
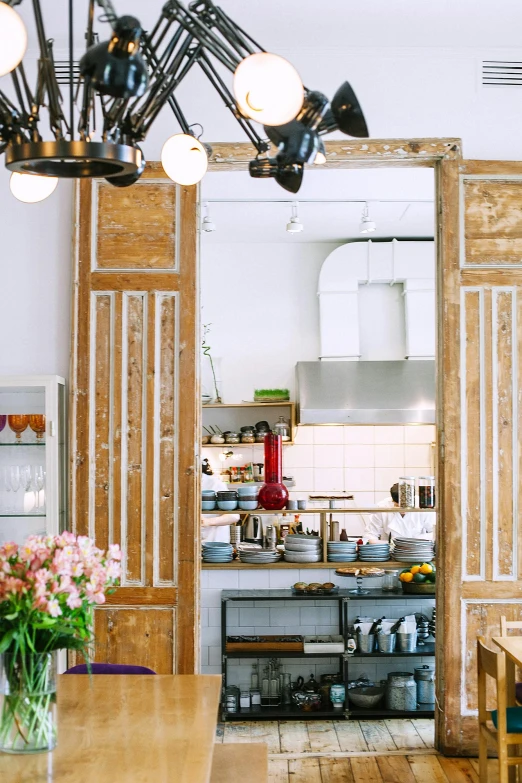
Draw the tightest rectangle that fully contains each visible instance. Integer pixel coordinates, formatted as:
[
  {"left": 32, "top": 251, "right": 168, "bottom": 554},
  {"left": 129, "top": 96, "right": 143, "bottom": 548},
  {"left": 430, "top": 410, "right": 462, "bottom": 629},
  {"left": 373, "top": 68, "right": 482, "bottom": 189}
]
[
  {"left": 414, "top": 665, "right": 435, "bottom": 704},
  {"left": 377, "top": 632, "right": 397, "bottom": 653},
  {"left": 397, "top": 630, "right": 418, "bottom": 652},
  {"left": 243, "top": 514, "right": 264, "bottom": 544},
  {"left": 357, "top": 632, "right": 376, "bottom": 653},
  {"left": 386, "top": 671, "right": 417, "bottom": 711}
]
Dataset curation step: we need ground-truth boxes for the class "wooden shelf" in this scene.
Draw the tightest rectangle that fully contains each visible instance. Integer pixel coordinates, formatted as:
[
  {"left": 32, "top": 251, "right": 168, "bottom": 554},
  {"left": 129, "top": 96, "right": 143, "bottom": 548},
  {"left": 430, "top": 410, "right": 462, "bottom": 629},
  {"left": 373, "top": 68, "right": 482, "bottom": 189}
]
[
  {"left": 200, "top": 508, "right": 437, "bottom": 515},
  {"left": 202, "top": 442, "right": 294, "bottom": 447},
  {"left": 201, "top": 560, "right": 429, "bottom": 570},
  {"left": 203, "top": 401, "right": 294, "bottom": 408}
]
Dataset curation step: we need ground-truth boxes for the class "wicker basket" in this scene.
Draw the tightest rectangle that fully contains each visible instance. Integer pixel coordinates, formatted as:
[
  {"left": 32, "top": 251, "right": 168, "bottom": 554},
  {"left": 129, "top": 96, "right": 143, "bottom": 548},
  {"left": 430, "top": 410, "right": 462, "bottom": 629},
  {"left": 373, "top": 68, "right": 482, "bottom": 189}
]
[{"left": 401, "top": 581, "right": 436, "bottom": 594}]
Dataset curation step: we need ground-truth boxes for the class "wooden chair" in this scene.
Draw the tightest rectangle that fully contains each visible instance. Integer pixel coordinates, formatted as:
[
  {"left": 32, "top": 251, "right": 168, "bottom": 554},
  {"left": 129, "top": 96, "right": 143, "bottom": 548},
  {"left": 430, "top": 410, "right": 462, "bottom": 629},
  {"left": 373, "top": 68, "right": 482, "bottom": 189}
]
[
  {"left": 477, "top": 636, "right": 522, "bottom": 783},
  {"left": 500, "top": 616, "right": 522, "bottom": 704},
  {"left": 210, "top": 743, "right": 268, "bottom": 783}
]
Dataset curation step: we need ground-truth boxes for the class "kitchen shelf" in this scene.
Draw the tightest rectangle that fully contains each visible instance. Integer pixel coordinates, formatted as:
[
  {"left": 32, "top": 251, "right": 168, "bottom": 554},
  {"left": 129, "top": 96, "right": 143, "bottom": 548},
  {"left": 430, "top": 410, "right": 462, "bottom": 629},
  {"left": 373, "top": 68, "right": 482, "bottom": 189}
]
[
  {"left": 0, "top": 442, "right": 46, "bottom": 447},
  {"left": 202, "top": 442, "right": 295, "bottom": 447},
  {"left": 203, "top": 402, "right": 294, "bottom": 408},
  {"left": 0, "top": 513, "right": 46, "bottom": 518},
  {"left": 201, "top": 508, "right": 437, "bottom": 514},
  {"left": 202, "top": 401, "right": 297, "bottom": 445},
  {"left": 202, "top": 561, "right": 433, "bottom": 570},
  {"left": 220, "top": 589, "right": 436, "bottom": 722}
]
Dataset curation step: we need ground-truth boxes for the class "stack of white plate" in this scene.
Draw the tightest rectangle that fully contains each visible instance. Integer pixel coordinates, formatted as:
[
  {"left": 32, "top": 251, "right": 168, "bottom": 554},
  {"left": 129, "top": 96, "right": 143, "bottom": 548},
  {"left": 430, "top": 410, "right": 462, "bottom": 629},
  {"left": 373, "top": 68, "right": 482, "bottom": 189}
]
[
  {"left": 393, "top": 537, "right": 435, "bottom": 562},
  {"left": 284, "top": 534, "right": 323, "bottom": 563},
  {"left": 327, "top": 542, "right": 358, "bottom": 562},
  {"left": 358, "top": 542, "right": 391, "bottom": 562},
  {"left": 239, "top": 549, "right": 282, "bottom": 564},
  {"left": 201, "top": 542, "right": 234, "bottom": 563}
]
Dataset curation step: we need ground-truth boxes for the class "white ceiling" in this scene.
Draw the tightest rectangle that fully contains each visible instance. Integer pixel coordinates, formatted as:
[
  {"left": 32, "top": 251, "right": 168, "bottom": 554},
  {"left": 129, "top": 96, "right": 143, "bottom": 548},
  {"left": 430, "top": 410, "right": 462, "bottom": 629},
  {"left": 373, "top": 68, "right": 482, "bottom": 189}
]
[{"left": 200, "top": 168, "right": 434, "bottom": 243}]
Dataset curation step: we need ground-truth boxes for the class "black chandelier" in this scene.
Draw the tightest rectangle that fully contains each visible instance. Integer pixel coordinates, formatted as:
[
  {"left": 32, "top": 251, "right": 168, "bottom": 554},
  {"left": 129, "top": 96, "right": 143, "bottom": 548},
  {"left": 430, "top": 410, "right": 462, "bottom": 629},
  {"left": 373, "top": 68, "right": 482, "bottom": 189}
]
[{"left": 0, "top": 0, "right": 369, "bottom": 202}]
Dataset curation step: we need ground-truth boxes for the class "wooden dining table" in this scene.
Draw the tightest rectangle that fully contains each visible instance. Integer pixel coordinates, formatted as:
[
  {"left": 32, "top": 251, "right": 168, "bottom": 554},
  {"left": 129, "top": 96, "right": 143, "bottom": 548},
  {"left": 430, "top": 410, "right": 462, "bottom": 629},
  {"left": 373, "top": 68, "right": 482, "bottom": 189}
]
[
  {"left": 492, "top": 637, "right": 522, "bottom": 708},
  {"left": 0, "top": 674, "right": 222, "bottom": 782}
]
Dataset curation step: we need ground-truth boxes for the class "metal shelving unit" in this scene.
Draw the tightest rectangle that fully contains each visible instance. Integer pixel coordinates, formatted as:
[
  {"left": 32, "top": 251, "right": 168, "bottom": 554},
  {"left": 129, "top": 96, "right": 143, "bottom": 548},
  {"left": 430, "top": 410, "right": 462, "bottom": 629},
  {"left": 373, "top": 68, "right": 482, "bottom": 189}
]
[{"left": 221, "top": 588, "right": 435, "bottom": 722}]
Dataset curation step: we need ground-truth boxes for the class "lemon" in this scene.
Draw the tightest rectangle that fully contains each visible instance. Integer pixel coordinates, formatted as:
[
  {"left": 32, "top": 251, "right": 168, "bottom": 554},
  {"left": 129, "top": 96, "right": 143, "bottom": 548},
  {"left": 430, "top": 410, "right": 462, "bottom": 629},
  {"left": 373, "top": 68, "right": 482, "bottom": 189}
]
[
  {"left": 410, "top": 565, "right": 421, "bottom": 575},
  {"left": 400, "top": 571, "right": 414, "bottom": 583},
  {"left": 419, "top": 563, "right": 433, "bottom": 575}
]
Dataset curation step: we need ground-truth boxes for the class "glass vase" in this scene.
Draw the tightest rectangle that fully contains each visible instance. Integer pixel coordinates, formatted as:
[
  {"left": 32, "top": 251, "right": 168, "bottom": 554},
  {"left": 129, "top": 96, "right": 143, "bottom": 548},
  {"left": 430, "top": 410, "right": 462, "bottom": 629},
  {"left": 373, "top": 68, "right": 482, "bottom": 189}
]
[
  {"left": 0, "top": 651, "right": 58, "bottom": 754},
  {"left": 258, "top": 433, "right": 289, "bottom": 510}
]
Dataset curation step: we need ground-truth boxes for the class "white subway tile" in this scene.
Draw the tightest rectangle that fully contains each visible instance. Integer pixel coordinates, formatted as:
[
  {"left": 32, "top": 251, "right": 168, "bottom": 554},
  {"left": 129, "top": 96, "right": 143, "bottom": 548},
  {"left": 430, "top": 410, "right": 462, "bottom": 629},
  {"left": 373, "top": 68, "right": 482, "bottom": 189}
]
[
  {"left": 314, "top": 444, "right": 344, "bottom": 468},
  {"left": 289, "top": 467, "right": 314, "bottom": 491},
  {"left": 294, "top": 426, "right": 314, "bottom": 444},
  {"left": 238, "top": 571, "right": 270, "bottom": 589},
  {"left": 201, "top": 589, "right": 222, "bottom": 608},
  {"left": 373, "top": 426, "right": 404, "bottom": 444},
  {"left": 207, "top": 569, "right": 239, "bottom": 589},
  {"left": 301, "top": 607, "right": 330, "bottom": 626},
  {"left": 200, "top": 646, "right": 209, "bottom": 667},
  {"left": 208, "top": 646, "right": 222, "bottom": 666},
  {"left": 404, "top": 466, "right": 432, "bottom": 478},
  {"left": 201, "top": 665, "right": 222, "bottom": 675},
  {"left": 200, "top": 570, "right": 210, "bottom": 589},
  {"left": 201, "top": 626, "right": 221, "bottom": 647},
  {"left": 374, "top": 444, "right": 404, "bottom": 468},
  {"left": 270, "top": 606, "right": 299, "bottom": 626},
  {"left": 404, "top": 425, "right": 436, "bottom": 444},
  {"left": 375, "top": 467, "right": 402, "bottom": 491},
  {"left": 283, "top": 444, "right": 314, "bottom": 468},
  {"left": 344, "top": 444, "right": 375, "bottom": 467},
  {"left": 252, "top": 627, "right": 274, "bottom": 636},
  {"left": 351, "top": 491, "right": 375, "bottom": 508},
  {"left": 405, "top": 444, "right": 433, "bottom": 466},
  {"left": 314, "top": 426, "right": 344, "bottom": 445},
  {"left": 299, "top": 568, "right": 331, "bottom": 583},
  {"left": 200, "top": 608, "right": 209, "bottom": 628},
  {"left": 315, "top": 625, "right": 339, "bottom": 636},
  {"left": 228, "top": 626, "right": 255, "bottom": 635},
  {"left": 269, "top": 570, "right": 296, "bottom": 588},
  {"left": 344, "top": 467, "right": 374, "bottom": 492},
  {"left": 240, "top": 608, "right": 269, "bottom": 626},
  {"left": 208, "top": 608, "right": 221, "bottom": 627},
  {"left": 344, "top": 426, "right": 375, "bottom": 445},
  {"left": 314, "top": 467, "right": 344, "bottom": 491},
  {"left": 285, "top": 626, "right": 317, "bottom": 636}
]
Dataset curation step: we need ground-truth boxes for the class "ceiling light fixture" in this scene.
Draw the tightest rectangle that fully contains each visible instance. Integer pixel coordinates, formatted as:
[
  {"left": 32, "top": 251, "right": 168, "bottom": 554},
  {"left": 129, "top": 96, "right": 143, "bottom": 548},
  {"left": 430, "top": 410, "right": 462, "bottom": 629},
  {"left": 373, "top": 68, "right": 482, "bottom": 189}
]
[
  {"left": 202, "top": 202, "right": 216, "bottom": 232},
  {"left": 9, "top": 172, "right": 58, "bottom": 203},
  {"left": 0, "top": 0, "right": 369, "bottom": 201},
  {"left": 286, "top": 201, "right": 303, "bottom": 233},
  {"left": 360, "top": 202, "right": 376, "bottom": 234}
]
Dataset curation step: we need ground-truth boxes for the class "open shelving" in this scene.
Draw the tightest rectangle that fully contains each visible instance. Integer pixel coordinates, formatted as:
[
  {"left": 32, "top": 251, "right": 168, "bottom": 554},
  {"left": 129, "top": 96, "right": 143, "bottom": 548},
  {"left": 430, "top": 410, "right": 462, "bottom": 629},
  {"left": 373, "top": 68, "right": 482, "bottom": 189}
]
[
  {"left": 220, "top": 588, "right": 435, "bottom": 722},
  {"left": 202, "top": 401, "right": 297, "bottom": 447}
]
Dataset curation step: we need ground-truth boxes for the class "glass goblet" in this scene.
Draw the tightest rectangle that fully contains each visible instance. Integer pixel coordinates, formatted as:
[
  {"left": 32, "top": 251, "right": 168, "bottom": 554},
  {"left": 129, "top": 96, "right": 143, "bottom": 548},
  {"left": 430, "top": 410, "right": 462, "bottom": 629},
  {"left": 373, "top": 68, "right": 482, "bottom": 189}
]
[
  {"left": 29, "top": 415, "right": 46, "bottom": 440},
  {"left": 0, "top": 415, "right": 6, "bottom": 434},
  {"left": 33, "top": 466, "right": 45, "bottom": 511},
  {"left": 9, "top": 466, "right": 20, "bottom": 513},
  {"left": 8, "top": 415, "right": 29, "bottom": 442}
]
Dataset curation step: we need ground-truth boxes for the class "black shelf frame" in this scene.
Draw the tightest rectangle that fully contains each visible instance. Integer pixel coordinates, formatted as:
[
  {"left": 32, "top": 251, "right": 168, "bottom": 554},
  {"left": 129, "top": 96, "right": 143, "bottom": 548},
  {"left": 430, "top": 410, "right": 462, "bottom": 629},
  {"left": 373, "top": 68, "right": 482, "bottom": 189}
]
[{"left": 220, "top": 589, "right": 435, "bottom": 721}]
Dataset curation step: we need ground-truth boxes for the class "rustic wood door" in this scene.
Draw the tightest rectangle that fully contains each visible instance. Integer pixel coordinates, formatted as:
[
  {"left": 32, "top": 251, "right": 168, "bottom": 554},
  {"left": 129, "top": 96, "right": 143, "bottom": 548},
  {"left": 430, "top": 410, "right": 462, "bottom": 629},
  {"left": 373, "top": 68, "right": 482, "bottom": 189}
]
[
  {"left": 70, "top": 164, "right": 199, "bottom": 674},
  {"left": 438, "top": 160, "right": 522, "bottom": 753}
]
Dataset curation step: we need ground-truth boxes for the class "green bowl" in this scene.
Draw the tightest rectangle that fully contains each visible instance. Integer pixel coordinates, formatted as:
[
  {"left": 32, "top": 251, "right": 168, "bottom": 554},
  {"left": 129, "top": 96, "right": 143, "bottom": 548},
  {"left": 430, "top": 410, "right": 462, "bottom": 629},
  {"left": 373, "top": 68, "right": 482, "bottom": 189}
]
[{"left": 402, "top": 581, "right": 436, "bottom": 594}]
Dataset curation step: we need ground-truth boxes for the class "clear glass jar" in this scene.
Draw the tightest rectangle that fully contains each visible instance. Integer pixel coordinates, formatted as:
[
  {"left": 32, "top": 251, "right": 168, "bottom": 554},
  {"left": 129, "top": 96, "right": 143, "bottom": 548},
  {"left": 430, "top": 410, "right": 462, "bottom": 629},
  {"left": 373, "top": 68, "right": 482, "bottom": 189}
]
[
  {"left": 225, "top": 431, "right": 240, "bottom": 444},
  {"left": 418, "top": 476, "right": 436, "bottom": 508},
  {"left": 241, "top": 432, "right": 255, "bottom": 443},
  {"left": 398, "top": 476, "right": 416, "bottom": 508},
  {"left": 273, "top": 416, "right": 290, "bottom": 441},
  {"left": 382, "top": 569, "right": 400, "bottom": 592}
]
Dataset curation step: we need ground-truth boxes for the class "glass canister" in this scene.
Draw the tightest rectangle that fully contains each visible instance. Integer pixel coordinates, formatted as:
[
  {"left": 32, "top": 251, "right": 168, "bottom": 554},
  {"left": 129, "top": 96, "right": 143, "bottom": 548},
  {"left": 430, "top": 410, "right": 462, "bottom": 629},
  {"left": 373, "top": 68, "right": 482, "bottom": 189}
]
[
  {"left": 414, "top": 665, "right": 435, "bottom": 704},
  {"left": 385, "top": 671, "right": 417, "bottom": 711},
  {"left": 382, "top": 569, "right": 400, "bottom": 592},
  {"left": 224, "top": 685, "right": 240, "bottom": 713},
  {"left": 273, "top": 416, "right": 291, "bottom": 442},
  {"left": 225, "top": 431, "right": 240, "bottom": 444},
  {"left": 418, "top": 476, "right": 436, "bottom": 508},
  {"left": 398, "top": 477, "right": 416, "bottom": 508}
]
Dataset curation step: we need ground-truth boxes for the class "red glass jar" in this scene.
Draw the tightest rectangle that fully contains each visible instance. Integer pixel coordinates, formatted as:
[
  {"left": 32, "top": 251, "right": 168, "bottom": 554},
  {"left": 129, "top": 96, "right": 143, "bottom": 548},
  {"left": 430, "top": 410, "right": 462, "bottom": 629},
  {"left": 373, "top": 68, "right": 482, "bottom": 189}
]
[{"left": 258, "top": 433, "right": 289, "bottom": 511}]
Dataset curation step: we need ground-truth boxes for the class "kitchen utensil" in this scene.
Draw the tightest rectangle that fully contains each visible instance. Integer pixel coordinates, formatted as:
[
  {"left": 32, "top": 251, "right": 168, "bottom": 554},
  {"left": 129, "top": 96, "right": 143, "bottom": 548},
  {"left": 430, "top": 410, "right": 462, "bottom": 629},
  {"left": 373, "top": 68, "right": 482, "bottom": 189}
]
[
  {"left": 377, "top": 633, "right": 397, "bottom": 653},
  {"left": 347, "top": 686, "right": 385, "bottom": 708},
  {"left": 356, "top": 632, "right": 376, "bottom": 653},
  {"left": 415, "top": 665, "right": 435, "bottom": 704},
  {"left": 286, "top": 500, "right": 298, "bottom": 510},
  {"left": 243, "top": 515, "right": 264, "bottom": 544},
  {"left": 397, "top": 630, "right": 418, "bottom": 652}
]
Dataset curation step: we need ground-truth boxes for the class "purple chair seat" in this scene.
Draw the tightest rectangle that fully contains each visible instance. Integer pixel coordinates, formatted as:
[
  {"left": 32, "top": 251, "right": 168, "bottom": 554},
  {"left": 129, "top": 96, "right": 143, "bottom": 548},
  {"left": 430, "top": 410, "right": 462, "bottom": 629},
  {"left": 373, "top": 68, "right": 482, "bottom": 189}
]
[{"left": 65, "top": 663, "right": 156, "bottom": 675}]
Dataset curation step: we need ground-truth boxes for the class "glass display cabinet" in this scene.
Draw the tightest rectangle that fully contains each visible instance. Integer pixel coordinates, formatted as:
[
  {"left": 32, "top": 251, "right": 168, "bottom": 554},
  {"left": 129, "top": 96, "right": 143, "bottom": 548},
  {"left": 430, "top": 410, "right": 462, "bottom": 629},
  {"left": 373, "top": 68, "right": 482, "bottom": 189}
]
[{"left": 0, "top": 376, "right": 66, "bottom": 546}]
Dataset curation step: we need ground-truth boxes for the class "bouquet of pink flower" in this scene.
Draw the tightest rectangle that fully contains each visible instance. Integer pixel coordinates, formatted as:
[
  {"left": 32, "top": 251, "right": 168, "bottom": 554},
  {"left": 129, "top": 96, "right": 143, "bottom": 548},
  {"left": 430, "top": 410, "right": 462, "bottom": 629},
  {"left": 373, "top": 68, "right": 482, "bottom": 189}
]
[{"left": 0, "top": 532, "right": 121, "bottom": 657}]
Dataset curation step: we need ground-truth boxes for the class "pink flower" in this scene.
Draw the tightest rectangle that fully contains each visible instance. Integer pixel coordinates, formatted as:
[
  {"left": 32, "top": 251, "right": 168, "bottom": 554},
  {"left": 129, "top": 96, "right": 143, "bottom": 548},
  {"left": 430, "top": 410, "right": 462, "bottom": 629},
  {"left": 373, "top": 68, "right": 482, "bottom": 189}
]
[
  {"left": 66, "top": 592, "right": 82, "bottom": 610},
  {"left": 108, "top": 544, "right": 122, "bottom": 561},
  {"left": 93, "top": 592, "right": 106, "bottom": 605},
  {"left": 106, "top": 561, "right": 121, "bottom": 580},
  {"left": 46, "top": 598, "right": 61, "bottom": 617}
]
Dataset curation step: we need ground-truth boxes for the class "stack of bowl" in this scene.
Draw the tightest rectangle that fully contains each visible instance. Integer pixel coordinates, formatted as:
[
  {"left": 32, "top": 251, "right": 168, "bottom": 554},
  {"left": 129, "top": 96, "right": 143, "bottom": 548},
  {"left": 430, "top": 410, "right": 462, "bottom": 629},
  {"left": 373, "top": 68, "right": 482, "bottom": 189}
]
[
  {"left": 358, "top": 542, "right": 391, "bottom": 562},
  {"left": 217, "top": 490, "right": 238, "bottom": 511},
  {"left": 237, "top": 485, "right": 259, "bottom": 511},
  {"left": 327, "top": 541, "right": 358, "bottom": 562},
  {"left": 284, "top": 534, "right": 323, "bottom": 563},
  {"left": 201, "top": 541, "right": 233, "bottom": 563},
  {"left": 202, "top": 490, "right": 216, "bottom": 511}
]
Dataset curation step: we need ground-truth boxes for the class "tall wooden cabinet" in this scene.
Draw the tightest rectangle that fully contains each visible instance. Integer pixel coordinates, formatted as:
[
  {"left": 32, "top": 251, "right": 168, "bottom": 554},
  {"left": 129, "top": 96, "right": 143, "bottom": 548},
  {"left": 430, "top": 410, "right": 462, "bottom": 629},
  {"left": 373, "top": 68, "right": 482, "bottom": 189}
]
[{"left": 71, "top": 165, "right": 199, "bottom": 674}]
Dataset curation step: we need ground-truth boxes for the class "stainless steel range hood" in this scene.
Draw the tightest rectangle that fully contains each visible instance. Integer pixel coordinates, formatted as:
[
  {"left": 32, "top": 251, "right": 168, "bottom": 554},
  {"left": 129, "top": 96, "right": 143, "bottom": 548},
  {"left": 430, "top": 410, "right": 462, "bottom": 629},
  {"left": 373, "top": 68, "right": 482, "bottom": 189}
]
[{"left": 296, "top": 361, "right": 435, "bottom": 425}]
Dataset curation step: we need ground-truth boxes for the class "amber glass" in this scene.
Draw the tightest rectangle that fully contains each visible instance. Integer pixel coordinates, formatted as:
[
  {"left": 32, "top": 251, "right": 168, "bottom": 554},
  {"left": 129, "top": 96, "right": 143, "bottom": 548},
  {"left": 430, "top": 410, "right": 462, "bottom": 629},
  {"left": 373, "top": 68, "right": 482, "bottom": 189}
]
[
  {"left": 0, "top": 415, "right": 5, "bottom": 434},
  {"left": 258, "top": 433, "right": 289, "bottom": 511},
  {"left": 29, "top": 414, "right": 46, "bottom": 440},
  {"left": 8, "top": 415, "right": 29, "bottom": 441}
]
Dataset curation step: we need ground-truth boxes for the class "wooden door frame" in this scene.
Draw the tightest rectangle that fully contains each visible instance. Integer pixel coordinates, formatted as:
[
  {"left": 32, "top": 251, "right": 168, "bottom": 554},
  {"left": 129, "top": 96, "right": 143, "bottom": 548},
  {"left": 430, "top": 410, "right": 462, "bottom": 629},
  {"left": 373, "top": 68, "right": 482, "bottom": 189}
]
[{"left": 205, "top": 138, "right": 461, "bottom": 753}]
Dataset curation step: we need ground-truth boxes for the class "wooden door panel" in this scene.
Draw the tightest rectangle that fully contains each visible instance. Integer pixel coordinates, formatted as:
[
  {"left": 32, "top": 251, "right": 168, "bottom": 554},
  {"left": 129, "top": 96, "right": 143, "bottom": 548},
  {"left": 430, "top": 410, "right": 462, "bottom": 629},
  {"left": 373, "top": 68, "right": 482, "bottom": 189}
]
[
  {"left": 94, "top": 608, "right": 175, "bottom": 674},
  {"left": 72, "top": 167, "right": 198, "bottom": 674}
]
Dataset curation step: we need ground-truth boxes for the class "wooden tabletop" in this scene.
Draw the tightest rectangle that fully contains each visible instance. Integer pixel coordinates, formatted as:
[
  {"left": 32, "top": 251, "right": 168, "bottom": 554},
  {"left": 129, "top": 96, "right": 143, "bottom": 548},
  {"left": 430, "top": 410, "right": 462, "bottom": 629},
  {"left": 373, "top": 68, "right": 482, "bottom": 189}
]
[
  {"left": 0, "top": 674, "right": 222, "bottom": 783},
  {"left": 492, "top": 636, "right": 522, "bottom": 667}
]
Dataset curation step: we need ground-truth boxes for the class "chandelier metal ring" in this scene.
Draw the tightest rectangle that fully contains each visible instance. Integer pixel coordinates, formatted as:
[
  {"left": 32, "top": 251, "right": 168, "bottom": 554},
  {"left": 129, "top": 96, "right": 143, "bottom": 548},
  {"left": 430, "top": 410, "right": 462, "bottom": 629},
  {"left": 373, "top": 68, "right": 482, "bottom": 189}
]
[{"left": 5, "top": 140, "right": 142, "bottom": 178}]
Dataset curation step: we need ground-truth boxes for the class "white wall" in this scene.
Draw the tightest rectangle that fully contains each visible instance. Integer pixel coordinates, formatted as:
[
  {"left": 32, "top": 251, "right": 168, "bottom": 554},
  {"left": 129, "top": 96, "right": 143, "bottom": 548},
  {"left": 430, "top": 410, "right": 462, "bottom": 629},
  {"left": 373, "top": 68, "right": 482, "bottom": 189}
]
[{"left": 201, "top": 242, "right": 340, "bottom": 402}]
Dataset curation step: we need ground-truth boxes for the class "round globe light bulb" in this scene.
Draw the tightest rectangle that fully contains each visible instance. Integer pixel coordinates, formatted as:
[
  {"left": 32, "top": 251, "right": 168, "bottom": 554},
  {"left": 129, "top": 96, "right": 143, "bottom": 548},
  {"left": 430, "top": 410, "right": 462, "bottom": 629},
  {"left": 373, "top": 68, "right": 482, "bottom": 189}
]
[
  {"left": 10, "top": 172, "right": 58, "bottom": 204},
  {"left": 0, "top": 5, "right": 27, "bottom": 77},
  {"left": 161, "top": 134, "right": 208, "bottom": 186},
  {"left": 233, "top": 53, "right": 304, "bottom": 126}
]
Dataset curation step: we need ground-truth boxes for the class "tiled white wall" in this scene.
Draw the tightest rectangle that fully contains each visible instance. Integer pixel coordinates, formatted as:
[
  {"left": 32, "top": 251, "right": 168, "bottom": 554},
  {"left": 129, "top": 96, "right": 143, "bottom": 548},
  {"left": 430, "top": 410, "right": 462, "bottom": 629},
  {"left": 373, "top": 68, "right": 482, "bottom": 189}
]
[{"left": 200, "top": 567, "right": 435, "bottom": 682}]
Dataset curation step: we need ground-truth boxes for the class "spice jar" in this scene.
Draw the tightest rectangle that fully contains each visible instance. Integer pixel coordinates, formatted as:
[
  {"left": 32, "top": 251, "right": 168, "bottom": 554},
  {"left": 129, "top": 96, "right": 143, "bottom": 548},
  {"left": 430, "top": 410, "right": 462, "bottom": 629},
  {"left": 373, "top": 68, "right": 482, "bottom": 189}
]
[
  {"left": 399, "top": 477, "right": 416, "bottom": 508},
  {"left": 273, "top": 415, "right": 291, "bottom": 441},
  {"left": 225, "top": 431, "right": 240, "bottom": 444},
  {"left": 418, "top": 476, "right": 436, "bottom": 508},
  {"left": 241, "top": 431, "right": 255, "bottom": 443},
  {"left": 382, "top": 569, "right": 400, "bottom": 592}
]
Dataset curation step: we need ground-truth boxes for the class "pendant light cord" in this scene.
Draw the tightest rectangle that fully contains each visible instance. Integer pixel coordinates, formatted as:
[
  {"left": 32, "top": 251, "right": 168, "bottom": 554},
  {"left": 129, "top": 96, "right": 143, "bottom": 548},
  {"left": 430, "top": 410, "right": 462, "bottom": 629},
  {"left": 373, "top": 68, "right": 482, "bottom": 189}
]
[{"left": 69, "top": 0, "right": 74, "bottom": 140}]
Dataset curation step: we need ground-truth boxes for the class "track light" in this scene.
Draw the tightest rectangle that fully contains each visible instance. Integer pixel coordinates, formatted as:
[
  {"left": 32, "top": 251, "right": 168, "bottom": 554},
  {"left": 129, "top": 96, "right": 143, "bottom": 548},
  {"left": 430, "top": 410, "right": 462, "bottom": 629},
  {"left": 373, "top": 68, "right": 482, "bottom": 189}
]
[
  {"left": 0, "top": 4, "right": 27, "bottom": 77},
  {"left": 202, "top": 203, "right": 216, "bottom": 233},
  {"left": 360, "top": 202, "right": 376, "bottom": 234},
  {"left": 79, "top": 15, "right": 148, "bottom": 99},
  {"left": 286, "top": 201, "right": 303, "bottom": 233}
]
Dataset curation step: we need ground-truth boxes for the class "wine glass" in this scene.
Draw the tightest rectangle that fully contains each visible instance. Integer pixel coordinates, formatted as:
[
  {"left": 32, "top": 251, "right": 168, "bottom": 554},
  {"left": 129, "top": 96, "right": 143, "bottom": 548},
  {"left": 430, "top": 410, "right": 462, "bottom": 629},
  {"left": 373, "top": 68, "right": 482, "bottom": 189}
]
[
  {"left": 9, "top": 466, "right": 20, "bottom": 513},
  {"left": 20, "top": 464, "right": 35, "bottom": 513},
  {"left": 8, "top": 415, "right": 29, "bottom": 442},
  {"left": 3, "top": 466, "right": 11, "bottom": 512},
  {"left": 33, "top": 465, "right": 45, "bottom": 511},
  {"left": 29, "top": 415, "right": 46, "bottom": 441}
]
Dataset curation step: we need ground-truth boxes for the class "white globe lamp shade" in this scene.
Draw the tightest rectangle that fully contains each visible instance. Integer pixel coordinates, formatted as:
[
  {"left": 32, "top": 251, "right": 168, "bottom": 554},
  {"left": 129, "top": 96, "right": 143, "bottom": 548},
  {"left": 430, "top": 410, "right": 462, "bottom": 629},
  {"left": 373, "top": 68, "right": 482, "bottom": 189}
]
[
  {"left": 10, "top": 172, "right": 58, "bottom": 204},
  {"left": 161, "top": 134, "right": 208, "bottom": 186},
  {"left": 0, "top": 5, "right": 27, "bottom": 77},
  {"left": 233, "top": 53, "right": 303, "bottom": 126}
]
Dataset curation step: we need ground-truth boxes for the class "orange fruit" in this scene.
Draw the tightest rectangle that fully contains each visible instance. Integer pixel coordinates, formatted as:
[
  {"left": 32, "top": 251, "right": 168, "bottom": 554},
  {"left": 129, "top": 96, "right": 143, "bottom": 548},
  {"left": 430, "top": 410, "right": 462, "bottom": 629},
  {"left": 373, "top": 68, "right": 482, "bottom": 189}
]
[
  {"left": 410, "top": 565, "right": 421, "bottom": 574},
  {"left": 419, "top": 563, "right": 433, "bottom": 575},
  {"left": 400, "top": 571, "right": 414, "bottom": 583}
]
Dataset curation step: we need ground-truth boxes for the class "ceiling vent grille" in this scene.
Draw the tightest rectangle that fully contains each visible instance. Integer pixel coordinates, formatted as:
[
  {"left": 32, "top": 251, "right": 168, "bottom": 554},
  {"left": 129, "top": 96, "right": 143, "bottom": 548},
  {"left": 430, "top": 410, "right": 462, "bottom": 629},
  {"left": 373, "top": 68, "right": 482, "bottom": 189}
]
[{"left": 482, "top": 61, "right": 522, "bottom": 87}]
